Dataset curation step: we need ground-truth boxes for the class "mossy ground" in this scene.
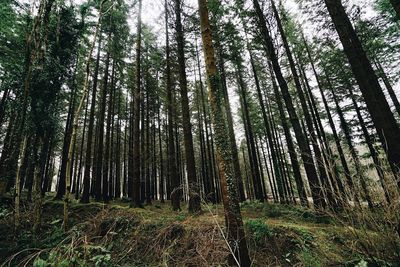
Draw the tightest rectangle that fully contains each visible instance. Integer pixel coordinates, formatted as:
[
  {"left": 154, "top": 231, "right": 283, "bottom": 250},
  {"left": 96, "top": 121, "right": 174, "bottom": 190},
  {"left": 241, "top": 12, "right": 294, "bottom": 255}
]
[{"left": 0, "top": 196, "right": 398, "bottom": 266}]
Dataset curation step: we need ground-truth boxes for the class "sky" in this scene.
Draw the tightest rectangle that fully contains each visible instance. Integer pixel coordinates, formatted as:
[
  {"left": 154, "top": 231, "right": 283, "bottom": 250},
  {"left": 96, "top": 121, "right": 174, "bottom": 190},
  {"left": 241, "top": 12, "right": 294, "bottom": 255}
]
[
  {"left": 21, "top": 0, "right": 399, "bottom": 143},
  {"left": 136, "top": 0, "right": 399, "bottom": 141}
]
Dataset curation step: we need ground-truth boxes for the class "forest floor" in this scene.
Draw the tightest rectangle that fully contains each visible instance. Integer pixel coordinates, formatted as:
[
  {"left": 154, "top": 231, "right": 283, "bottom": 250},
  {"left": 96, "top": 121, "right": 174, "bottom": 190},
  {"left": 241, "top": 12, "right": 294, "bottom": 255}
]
[{"left": 0, "top": 195, "right": 399, "bottom": 266}]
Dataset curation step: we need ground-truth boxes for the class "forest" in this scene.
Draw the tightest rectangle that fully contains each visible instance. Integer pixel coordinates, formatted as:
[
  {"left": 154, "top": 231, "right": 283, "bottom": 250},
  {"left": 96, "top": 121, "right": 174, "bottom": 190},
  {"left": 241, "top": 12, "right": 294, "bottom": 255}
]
[{"left": 0, "top": 0, "right": 400, "bottom": 266}]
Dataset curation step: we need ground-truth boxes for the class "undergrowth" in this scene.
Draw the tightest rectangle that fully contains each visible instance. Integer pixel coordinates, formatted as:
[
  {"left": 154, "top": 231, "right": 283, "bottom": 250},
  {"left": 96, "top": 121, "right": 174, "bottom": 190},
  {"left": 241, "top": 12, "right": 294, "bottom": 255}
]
[{"left": 0, "top": 199, "right": 398, "bottom": 266}]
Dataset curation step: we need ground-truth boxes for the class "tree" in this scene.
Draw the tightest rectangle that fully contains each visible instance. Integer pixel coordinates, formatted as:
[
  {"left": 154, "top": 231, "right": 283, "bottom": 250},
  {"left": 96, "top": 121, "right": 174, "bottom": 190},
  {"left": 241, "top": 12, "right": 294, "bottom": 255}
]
[
  {"left": 63, "top": 0, "right": 104, "bottom": 231},
  {"left": 174, "top": 0, "right": 201, "bottom": 213},
  {"left": 251, "top": 0, "right": 326, "bottom": 209},
  {"left": 132, "top": 0, "right": 143, "bottom": 208},
  {"left": 389, "top": 0, "right": 400, "bottom": 17},
  {"left": 323, "top": 0, "right": 400, "bottom": 188},
  {"left": 197, "top": 0, "right": 251, "bottom": 265}
]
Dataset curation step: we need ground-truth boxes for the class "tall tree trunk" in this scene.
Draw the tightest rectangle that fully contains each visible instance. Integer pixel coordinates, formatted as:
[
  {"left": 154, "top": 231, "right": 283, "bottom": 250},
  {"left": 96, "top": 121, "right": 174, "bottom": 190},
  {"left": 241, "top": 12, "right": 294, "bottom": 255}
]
[
  {"left": 75, "top": 96, "right": 90, "bottom": 200},
  {"left": 303, "top": 37, "right": 355, "bottom": 205},
  {"left": 198, "top": 0, "right": 251, "bottom": 265},
  {"left": 267, "top": 65, "right": 308, "bottom": 206},
  {"left": 63, "top": 4, "right": 103, "bottom": 230},
  {"left": 157, "top": 99, "right": 164, "bottom": 203},
  {"left": 165, "top": 0, "right": 179, "bottom": 210},
  {"left": 95, "top": 49, "right": 111, "bottom": 202},
  {"left": 213, "top": 38, "right": 246, "bottom": 202},
  {"left": 235, "top": 62, "right": 263, "bottom": 201},
  {"left": 115, "top": 80, "right": 122, "bottom": 199},
  {"left": 248, "top": 48, "right": 288, "bottom": 203},
  {"left": 326, "top": 72, "right": 373, "bottom": 209},
  {"left": 56, "top": 69, "right": 77, "bottom": 200},
  {"left": 194, "top": 44, "right": 215, "bottom": 201},
  {"left": 259, "top": 136, "right": 277, "bottom": 202},
  {"left": 348, "top": 85, "right": 391, "bottom": 204},
  {"left": 103, "top": 58, "right": 115, "bottom": 203},
  {"left": 174, "top": 0, "right": 201, "bottom": 213},
  {"left": 132, "top": 0, "right": 143, "bottom": 208},
  {"left": 252, "top": 0, "right": 324, "bottom": 209},
  {"left": 272, "top": 0, "right": 335, "bottom": 209},
  {"left": 195, "top": 77, "right": 209, "bottom": 201},
  {"left": 374, "top": 60, "right": 400, "bottom": 118},
  {"left": 297, "top": 58, "right": 345, "bottom": 206},
  {"left": 324, "top": 0, "right": 400, "bottom": 186},
  {"left": 80, "top": 30, "right": 103, "bottom": 203},
  {"left": 14, "top": 136, "right": 27, "bottom": 232},
  {"left": 144, "top": 81, "right": 151, "bottom": 205}
]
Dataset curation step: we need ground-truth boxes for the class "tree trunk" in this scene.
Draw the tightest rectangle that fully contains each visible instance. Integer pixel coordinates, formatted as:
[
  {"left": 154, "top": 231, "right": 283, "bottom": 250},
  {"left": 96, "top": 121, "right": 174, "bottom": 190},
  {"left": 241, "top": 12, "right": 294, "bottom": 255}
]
[
  {"left": 165, "top": 0, "right": 179, "bottom": 210},
  {"left": 272, "top": 0, "right": 336, "bottom": 209},
  {"left": 132, "top": 0, "right": 143, "bottom": 208},
  {"left": 63, "top": 4, "right": 103, "bottom": 230},
  {"left": 80, "top": 29, "right": 103, "bottom": 203},
  {"left": 198, "top": 0, "right": 251, "bottom": 265},
  {"left": 102, "top": 58, "right": 115, "bottom": 203},
  {"left": 174, "top": 0, "right": 201, "bottom": 213},
  {"left": 213, "top": 35, "right": 245, "bottom": 203},
  {"left": 374, "top": 60, "right": 400, "bottom": 118},
  {"left": 324, "top": 0, "right": 400, "bottom": 187},
  {"left": 252, "top": 0, "right": 324, "bottom": 209},
  {"left": 95, "top": 48, "right": 111, "bottom": 202},
  {"left": 248, "top": 48, "right": 288, "bottom": 203},
  {"left": 326, "top": 72, "right": 373, "bottom": 209},
  {"left": 303, "top": 36, "right": 355, "bottom": 205},
  {"left": 235, "top": 59, "right": 263, "bottom": 201},
  {"left": 348, "top": 85, "right": 391, "bottom": 204}
]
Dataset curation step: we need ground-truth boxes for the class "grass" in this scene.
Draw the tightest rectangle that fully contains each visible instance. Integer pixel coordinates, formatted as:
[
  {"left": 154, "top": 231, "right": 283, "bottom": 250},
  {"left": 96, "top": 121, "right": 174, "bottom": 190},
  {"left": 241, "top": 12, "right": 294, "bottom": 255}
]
[{"left": 0, "top": 197, "right": 398, "bottom": 266}]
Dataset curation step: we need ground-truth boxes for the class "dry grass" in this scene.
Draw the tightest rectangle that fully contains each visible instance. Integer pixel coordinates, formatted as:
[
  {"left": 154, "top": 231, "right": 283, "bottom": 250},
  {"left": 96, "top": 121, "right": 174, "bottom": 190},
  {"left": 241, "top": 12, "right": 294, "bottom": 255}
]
[{"left": 0, "top": 198, "right": 399, "bottom": 266}]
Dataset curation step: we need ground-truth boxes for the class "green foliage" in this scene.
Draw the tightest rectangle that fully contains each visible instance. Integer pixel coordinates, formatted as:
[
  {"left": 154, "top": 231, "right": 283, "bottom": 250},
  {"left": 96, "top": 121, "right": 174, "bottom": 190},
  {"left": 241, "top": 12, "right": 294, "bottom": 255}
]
[
  {"left": 91, "top": 253, "right": 112, "bottom": 267},
  {"left": 300, "top": 248, "right": 321, "bottom": 267},
  {"left": 245, "top": 219, "right": 272, "bottom": 245},
  {"left": 263, "top": 204, "right": 285, "bottom": 218},
  {"left": 0, "top": 204, "right": 12, "bottom": 219},
  {"left": 42, "top": 227, "right": 66, "bottom": 248},
  {"left": 375, "top": 0, "right": 400, "bottom": 22},
  {"left": 175, "top": 213, "right": 187, "bottom": 222},
  {"left": 241, "top": 202, "right": 333, "bottom": 224},
  {"left": 30, "top": 240, "right": 112, "bottom": 267},
  {"left": 33, "top": 257, "right": 48, "bottom": 267},
  {"left": 295, "top": 228, "right": 314, "bottom": 244}
]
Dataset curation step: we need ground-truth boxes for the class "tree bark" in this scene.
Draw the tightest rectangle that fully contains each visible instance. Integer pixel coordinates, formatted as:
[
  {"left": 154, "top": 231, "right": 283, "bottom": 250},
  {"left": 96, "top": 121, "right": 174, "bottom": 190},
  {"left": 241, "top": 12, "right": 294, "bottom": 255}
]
[
  {"left": 132, "top": 0, "right": 143, "bottom": 208},
  {"left": 63, "top": 3, "right": 103, "bottom": 230},
  {"left": 80, "top": 29, "right": 103, "bottom": 203},
  {"left": 174, "top": 0, "right": 201, "bottom": 213},
  {"left": 252, "top": 0, "right": 325, "bottom": 209},
  {"left": 165, "top": 0, "right": 179, "bottom": 210},
  {"left": 198, "top": 0, "right": 251, "bottom": 265},
  {"left": 324, "top": 0, "right": 400, "bottom": 187},
  {"left": 272, "top": 0, "right": 336, "bottom": 209}
]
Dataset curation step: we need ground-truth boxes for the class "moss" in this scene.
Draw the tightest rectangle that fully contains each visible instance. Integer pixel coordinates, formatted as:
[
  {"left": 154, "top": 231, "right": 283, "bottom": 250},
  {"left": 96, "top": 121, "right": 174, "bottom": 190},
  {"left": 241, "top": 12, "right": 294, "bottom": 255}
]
[{"left": 2, "top": 200, "right": 398, "bottom": 266}]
